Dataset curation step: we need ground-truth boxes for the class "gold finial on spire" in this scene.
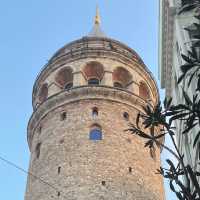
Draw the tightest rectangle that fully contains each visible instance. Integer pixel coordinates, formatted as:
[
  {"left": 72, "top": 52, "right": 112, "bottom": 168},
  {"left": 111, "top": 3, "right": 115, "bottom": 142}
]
[{"left": 94, "top": 5, "right": 101, "bottom": 25}]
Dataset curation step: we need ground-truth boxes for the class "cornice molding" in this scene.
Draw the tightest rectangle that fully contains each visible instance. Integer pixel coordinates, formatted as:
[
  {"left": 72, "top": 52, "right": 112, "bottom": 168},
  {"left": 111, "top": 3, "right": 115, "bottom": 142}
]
[
  {"left": 32, "top": 37, "right": 159, "bottom": 105},
  {"left": 27, "top": 86, "right": 157, "bottom": 149}
]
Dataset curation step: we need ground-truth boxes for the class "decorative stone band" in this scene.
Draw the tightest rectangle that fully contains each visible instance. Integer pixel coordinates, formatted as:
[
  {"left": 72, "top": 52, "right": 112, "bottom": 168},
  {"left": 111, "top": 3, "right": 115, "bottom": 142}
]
[
  {"left": 27, "top": 85, "right": 156, "bottom": 150},
  {"left": 32, "top": 37, "right": 159, "bottom": 104}
]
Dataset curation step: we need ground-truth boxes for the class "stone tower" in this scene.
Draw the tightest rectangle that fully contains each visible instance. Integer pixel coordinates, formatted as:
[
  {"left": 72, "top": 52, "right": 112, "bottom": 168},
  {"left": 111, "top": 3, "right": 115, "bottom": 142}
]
[{"left": 25, "top": 8, "right": 164, "bottom": 200}]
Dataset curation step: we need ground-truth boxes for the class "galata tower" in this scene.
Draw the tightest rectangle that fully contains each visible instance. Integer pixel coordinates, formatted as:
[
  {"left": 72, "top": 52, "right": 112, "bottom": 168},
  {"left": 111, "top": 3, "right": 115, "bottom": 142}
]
[{"left": 25, "top": 8, "right": 164, "bottom": 200}]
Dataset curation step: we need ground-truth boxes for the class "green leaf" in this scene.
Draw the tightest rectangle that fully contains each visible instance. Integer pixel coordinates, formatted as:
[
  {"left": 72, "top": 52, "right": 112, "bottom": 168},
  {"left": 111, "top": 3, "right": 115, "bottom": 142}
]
[
  {"left": 170, "top": 180, "right": 176, "bottom": 192},
  {"left": 180, "top": 63, "right": 194, "bottom": 73},
  {"left": 188, "top": 71, "right": 196, "bottom": 87},
  {"left": 139, "top": 132, "right": 152, "bottom": 139},
  {"left": 196, "top": 74, "right": 200, "bottom": 92},
  {"left": 178, "top": 73, "right": 186, "bottom": 84},
  {"left": 169, "top": 113, "right": 189, "bottom": 125},
  {"left": 183, "top": 90, "right": 192, "bottom": 106},
  {"left": 155, "top": 133, "right": 166, "bottom": 139},
  {"left": 164, "top": 97, "right": 172, "bottom": 109},
  {"left": 194, "top": 40, "right": 200, "bottom": 47},
  {"left": 183, "top": 122, "right": 198, "bottom": 134},
  {"left": 136, "top": 112, "right": 140, "bottom": 128},
  {"left": 144, "top": 140, "right": 153, "bottom": 148},
  {"left": 195, "top": 15, "right": 200, "bottom": 20},
  {"left": 166, "top": 159, "right": 176, "bottom": 172},
  {"left": 181, "top": 54, "right": 193, "bottom": 63},
  {"left": 179, "top": 4, "right": 197, "bottom": 14},
  {"left": 193, "top": 131, "right": 200, "bottom": 147}
]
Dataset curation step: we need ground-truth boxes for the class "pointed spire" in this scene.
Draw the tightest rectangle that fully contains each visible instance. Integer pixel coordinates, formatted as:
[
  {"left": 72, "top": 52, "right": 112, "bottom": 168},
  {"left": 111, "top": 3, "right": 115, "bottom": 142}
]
[
  {"left": 94, "top": 5, "right": 101, "bottom": 25},
  {"left": 88, "top": 5, "right": 106, "bottom": 38}
]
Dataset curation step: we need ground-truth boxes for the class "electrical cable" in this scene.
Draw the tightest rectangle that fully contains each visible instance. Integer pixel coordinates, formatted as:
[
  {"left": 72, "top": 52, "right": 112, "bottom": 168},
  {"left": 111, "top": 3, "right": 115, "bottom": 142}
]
[{"left": 0, "top": 155, "right": 69, "bottom": 199}]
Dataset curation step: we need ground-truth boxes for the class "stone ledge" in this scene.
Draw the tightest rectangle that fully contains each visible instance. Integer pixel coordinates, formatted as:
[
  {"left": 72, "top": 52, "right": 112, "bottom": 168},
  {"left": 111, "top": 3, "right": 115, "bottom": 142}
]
[{"left": 27, "top": 85, "right": 149, "bottom": 149}]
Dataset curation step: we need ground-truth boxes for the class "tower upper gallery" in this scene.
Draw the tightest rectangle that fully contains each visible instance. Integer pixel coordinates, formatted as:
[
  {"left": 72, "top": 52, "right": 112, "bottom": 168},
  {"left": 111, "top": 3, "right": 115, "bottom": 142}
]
[{"left": 31, "top": 8, "right": 159, "bottom": 110}]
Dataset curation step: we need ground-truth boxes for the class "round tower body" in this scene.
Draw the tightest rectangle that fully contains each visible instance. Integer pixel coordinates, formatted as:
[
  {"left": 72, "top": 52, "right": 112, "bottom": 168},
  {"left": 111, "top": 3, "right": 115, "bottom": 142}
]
[{"left": 25, "top": 36, "right": 164, "bottom": 200}]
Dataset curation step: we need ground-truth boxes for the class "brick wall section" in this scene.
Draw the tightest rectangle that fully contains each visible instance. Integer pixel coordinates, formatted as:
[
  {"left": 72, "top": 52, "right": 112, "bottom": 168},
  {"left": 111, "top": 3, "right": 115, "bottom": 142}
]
[{"left": 25, "top": 99, "right": 164, "bottom": 200}]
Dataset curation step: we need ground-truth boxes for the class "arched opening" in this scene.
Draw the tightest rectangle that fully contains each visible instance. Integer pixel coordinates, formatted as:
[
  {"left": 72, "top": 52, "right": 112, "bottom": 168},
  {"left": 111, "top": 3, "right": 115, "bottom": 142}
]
[
  {"left": 58, "top": 166, "right": 61, "bottom": 174},
  {"left": 60, "top": 111, "right": 67, "bottom": 121},
  {"left": 83, "top": 61, "right": 104, "bottom": 85},
  {"left": 139, "top": 82, "right": 150, "bottom": 100},
  {"left": 113, "top": 67, "right": 132, "bottom": 88},
  {"left": 38, "top": 83, "right": 48, "bottom": 103},
  {"left": 89, "top": 124, "right": 102, "bottom": 140},
  {"left": 35, "top": 142, "right": 41, "bottom": 159},
  {"left": 92, "top": 107, "right": 98, "bottom": 118},
  {"left": 55, "top": 67, "right": 73, "bottom": 89}
]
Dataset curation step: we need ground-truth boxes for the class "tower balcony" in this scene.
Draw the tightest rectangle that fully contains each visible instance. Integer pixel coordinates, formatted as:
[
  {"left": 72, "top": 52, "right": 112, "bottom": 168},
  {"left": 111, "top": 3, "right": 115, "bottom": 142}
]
[
  {"left": 27, "top": 85, "right": 157, "bottom": 150},
  {"left": 32, "top": 37, "right": 158, "bottom": 110}
]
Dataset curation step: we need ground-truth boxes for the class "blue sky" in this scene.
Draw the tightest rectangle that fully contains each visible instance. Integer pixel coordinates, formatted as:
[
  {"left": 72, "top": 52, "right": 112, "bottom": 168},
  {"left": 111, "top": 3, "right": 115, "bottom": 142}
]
[{"left": 0, "top": 0, "right": 175, "bottom": 199}]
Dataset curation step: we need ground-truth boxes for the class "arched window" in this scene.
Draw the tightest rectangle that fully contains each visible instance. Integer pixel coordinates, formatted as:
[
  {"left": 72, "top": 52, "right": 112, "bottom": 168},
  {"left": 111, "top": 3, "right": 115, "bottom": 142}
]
[
  {"left": 83, "top": 61, "right": 104, "bottom": 85},
  {"left": 55, "top": 67, "right": 73, "bottom": 89},
  {"left": 139, "top": 82, "right": 150, "bottom": 100},
  {"left": 89, "top": 124, "right": 102, "bottom": 140},
  {"left": 38, "top": 83, "right": 48, "bottom": 103},
  {"left": 113, "top": 67, "right": 132, "bottom": 88},
  {"left": 92, "top": 107, "right": 98, "bottom": 117}
]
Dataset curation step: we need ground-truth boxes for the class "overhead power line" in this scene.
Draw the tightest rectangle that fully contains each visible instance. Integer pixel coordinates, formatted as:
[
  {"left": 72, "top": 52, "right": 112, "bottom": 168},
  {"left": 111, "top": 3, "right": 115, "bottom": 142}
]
[{"left": 0, "top": 155, "right": 68, "bottom": 199}]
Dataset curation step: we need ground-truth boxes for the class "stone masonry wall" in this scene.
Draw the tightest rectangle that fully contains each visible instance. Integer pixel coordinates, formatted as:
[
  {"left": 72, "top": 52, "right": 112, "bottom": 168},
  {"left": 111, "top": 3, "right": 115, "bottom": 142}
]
[{"left": 25, "top": 99, "right": 164, "bottom": 200}]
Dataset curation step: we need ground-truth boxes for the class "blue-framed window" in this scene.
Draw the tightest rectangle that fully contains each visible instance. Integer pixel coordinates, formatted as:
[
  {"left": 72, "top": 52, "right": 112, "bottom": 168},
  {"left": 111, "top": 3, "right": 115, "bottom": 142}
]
[
  {"left": 88, "top": 78, "right": 100, "bottom": 85},
  {"left": 89, "top": 129, "right": 102, "bottom": 140}
]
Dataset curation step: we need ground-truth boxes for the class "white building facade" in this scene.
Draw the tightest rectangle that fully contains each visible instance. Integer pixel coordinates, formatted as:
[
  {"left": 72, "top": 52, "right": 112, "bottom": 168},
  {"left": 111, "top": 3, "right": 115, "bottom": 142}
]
[{"left": 159, "top": 0, "right": 200, "bottom": 186}]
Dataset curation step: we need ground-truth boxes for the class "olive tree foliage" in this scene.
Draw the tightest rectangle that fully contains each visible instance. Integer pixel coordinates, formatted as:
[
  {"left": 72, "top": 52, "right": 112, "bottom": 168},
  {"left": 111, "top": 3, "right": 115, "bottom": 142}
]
[{"left": 128, "top": 1, "right": 200, "bottom": 199}]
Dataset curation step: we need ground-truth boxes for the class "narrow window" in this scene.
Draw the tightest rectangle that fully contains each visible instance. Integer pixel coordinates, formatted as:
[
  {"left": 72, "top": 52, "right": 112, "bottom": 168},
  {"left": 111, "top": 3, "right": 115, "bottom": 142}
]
[
  {"left": 101, "top": 181, "right": 106, "bottom": 186},
  {"left": 35, "top": 143, "right": 41, "bottom": 159},
  {"left": 129, "top": 167, "right": 132, "bottom": 173},
  {"left": 60, "top": 112, "right": 66, "bottom": 121},
  {"left": 57, "top": 192, "right": 60, "bottom": 197},
  {"left": 92, "top": 107, "right": 98, "bottom": 117},
  {"left": 38, "top": 126, "right": 42, "bottom": 135},
  {"left": 123, "top": 112, "right": 129, "bottom": 120},
  {"left": 89, "top": 125, "right": 102, "bottom": 140},
  {"left": 59, "top": 138, "right": 64, "bottom": 144},
  {"left": 58, "top": 167, "right": 61, "bottom": 174}
]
